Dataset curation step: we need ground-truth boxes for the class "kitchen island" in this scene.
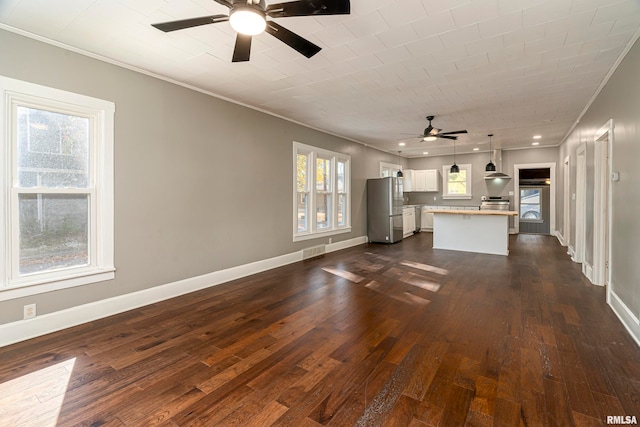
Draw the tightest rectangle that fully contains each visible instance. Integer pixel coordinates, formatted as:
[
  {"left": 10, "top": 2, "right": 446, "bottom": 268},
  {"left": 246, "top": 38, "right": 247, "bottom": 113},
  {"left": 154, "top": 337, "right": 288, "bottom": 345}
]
[{"left": 431, "top": 209, "right": 518, "bottom": 256}]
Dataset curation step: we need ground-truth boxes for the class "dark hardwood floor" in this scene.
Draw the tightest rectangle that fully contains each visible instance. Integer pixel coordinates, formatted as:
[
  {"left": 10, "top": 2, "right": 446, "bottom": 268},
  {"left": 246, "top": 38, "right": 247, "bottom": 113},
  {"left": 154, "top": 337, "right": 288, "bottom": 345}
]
[{"left": 1, "top": 233, "right": 639, "bottom": 426}]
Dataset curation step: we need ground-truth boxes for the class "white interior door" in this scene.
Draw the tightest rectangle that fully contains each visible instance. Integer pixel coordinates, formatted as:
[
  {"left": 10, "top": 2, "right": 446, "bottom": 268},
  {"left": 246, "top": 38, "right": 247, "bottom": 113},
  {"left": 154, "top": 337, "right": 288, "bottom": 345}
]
[
  {"left": 563, "top": 155, "right": 571, "bottom": 247},
  {"left": 575, "top": 144, "right": 586, "bottom": 263}
]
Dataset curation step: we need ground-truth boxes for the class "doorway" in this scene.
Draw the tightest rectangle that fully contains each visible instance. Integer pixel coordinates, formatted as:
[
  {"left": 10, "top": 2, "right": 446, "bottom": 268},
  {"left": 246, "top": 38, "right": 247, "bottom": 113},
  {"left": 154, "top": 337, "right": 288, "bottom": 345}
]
[
  {"left": 575, "top": 144, "right": 586, "bottom": 264},
  {"left": 513, "top": 163, "right": 557, "bottom": 235},
  {"left": 518, "top": 168, "right": 551, "bottom": 235},
  {"left": 594, "top": 120, "right": 613, "bottom": 292}
]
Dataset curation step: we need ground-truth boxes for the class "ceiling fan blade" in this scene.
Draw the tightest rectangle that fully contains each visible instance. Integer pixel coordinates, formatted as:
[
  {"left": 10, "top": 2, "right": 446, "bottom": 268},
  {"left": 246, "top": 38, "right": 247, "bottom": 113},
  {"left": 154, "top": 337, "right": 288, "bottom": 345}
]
[
  {"left": 438, "top": 130, "right": 468, "bottom": 136},
  {"left": 267, "top": 0, "right": 350, "bottom": 18},
  {"left": 212, "top": 0, "right": 233, "bottom": 8},
  {"left": 439, "top": 135, "right": 458, "bottom": 140},
  {"left": 265, "top": 21, "right": 321, "bottom": 58},
  {"left": 232, "top": 33, "right": 252, "bottom": 62},
  {"left": 151, "top": 15, "right": 228, "bottom": 32}
]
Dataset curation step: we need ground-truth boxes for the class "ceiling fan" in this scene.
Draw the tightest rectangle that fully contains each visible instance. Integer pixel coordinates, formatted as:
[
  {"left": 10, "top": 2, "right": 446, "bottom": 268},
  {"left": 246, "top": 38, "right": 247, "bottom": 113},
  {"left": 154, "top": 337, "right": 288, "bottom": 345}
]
[
  {"left": 151, "top": 0, "right": 350, "bottom": 62},
  {"left": 404, "top": 115, "right": 468, "bottom": 141}
]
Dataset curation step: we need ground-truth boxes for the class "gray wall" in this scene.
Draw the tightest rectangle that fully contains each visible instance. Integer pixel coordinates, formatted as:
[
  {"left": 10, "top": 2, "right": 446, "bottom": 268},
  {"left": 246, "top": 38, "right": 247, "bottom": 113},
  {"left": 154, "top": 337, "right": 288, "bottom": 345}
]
[
  {"left": 0, "top": 29, "right": 404, "bottom": 325},
  {"left": 559, "top": 37, "right": 640, "bottom": 320}
]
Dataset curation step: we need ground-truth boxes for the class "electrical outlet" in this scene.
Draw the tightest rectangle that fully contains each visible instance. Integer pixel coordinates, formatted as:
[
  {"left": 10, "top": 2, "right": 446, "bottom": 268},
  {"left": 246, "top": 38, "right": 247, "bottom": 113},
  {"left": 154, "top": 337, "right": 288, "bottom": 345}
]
[{"left": 24, "top": 304, "right": 36, "bottom": 319}]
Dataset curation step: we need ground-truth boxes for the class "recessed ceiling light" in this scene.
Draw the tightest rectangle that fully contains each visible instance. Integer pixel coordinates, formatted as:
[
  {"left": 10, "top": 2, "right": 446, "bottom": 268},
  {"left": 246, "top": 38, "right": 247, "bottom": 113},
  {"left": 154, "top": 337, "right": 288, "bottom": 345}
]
[
  {"left": 473, "top": 148, "right": 479, "bottom": 151},
  {"left": 399, "top": 142, "right": 406, "bottom": 146},
  {"left": 533, "top": 135, "right": 541, "bottom": 139},
  {"left": 423, "top": 151, "right": 429, "bottom": 155},
  {"left": 532, "top": 142, "right": 540, "bottom": 146}
]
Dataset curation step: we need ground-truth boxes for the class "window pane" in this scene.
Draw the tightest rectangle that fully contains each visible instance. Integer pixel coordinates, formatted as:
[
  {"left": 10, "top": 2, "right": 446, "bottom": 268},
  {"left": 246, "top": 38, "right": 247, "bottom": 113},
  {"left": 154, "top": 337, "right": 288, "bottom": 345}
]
[
  {"left": 520, "top": 188, "right": 541, "bottom": 219},
  {"left": 316, "top": 158, "right": 331, "bottom": 191},
  {"left": 297, "top": 192, "right": 308, "bottom": 232},
  {"left": 337, "top": 194, "right": 346, "bottom": 226},
  {"left": 19, "top": 193, "right": 89, "bottom": 274},
  {"left": 448, "top": 182, "right": 467, "bottom": 194},
  {"left": 448, "top": 170, "right": 466, "bottom": 183},
  {"left": 337, "top": 161, "right": 345, "bottom": 193},
  {"left": 296, "top": 153, "right": 308, "bottom": 192},
  {"left": 17, "top": 106, "right": 90, "bottom": 188},
  {"left": 316, "top": 193, "right": 331, "bottom": 229}
]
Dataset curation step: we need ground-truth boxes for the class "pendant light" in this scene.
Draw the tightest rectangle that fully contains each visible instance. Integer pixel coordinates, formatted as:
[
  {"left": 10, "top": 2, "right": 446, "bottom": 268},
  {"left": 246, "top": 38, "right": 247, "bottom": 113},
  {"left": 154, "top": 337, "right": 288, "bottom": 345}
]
[
  {"left": 450, "top": 139, "right": 459, "bottom": 174},
  {"left": 485, "top": 133, "right": 496, "bottom": 172},
  {"left": 396, "top": 151, "right": 403, "bottom": 177}
]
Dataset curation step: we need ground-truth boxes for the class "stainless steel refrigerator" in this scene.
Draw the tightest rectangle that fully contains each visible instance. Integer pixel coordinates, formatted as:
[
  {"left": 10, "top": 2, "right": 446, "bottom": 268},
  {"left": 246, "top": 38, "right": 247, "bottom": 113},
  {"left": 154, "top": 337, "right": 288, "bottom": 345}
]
[{"left": 367, "top": 177, "right": 404, "bottom": 243}]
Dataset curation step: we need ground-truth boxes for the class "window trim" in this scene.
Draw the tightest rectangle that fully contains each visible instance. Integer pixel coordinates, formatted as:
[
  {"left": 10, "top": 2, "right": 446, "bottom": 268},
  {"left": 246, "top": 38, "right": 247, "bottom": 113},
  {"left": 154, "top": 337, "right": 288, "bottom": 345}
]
[
  {"left": 0, "top": 76, "right": 115, "bottom": 301},
  {"left": 293, "top": 141, "right": 351, "bottom": 242},
  {"left": 442, "top": 164, "right": 472, "bottom": 200},
  {"left": 380, "top": 161, "right": 401, "bottom": 178}
]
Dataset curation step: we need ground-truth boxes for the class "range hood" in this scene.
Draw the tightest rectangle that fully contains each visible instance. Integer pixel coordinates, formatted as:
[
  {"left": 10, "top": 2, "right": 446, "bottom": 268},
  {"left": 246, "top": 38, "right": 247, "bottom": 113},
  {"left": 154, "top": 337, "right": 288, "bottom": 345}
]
[{"left": 484, "top": 150, "right": 511, "bottom": 180}]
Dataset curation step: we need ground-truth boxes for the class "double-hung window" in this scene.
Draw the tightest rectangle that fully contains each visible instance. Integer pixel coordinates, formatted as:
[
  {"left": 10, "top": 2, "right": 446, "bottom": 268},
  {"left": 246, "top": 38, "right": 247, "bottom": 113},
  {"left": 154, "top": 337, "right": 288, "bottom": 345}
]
[
  {"left": 294, "top": 142, "right": 350, "bottom": 241},
  {"left": 442, "top": 164, "right": 472, "bottom": 199},
  {"left": 0, "top": 76, "right": 115, "bottom": 300}
]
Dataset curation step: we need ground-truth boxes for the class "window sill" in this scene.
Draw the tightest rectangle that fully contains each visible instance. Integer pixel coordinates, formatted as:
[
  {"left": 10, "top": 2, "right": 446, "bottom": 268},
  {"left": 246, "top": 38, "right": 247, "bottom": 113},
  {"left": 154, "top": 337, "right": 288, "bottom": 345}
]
[
  {"left": 442, "top": 195, "right": 472, "bottom": 200},
  {"left": 0, "top": 268, "right": 115, "bottom": 302},
  {"left": 293, "top": 227, "right": 351, "bottom": 242}
]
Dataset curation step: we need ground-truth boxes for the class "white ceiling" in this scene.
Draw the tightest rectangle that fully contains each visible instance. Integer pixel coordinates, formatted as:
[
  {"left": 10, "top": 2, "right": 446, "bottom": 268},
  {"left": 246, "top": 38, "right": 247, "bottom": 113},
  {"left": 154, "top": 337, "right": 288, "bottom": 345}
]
[{"left": 2, "top": 0, "right": 640, "bottom": 157}]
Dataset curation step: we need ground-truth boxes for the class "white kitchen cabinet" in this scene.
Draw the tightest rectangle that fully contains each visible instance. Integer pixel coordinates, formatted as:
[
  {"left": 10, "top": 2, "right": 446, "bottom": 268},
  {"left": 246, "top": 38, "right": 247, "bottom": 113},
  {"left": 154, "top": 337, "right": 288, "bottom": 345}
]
[
  {"left": 405, "top": 169, "right": 440, "bottom": 192},
  {"left": 423, "top": 169, "right": 440, "bottom": 192},
  {"left": 403, "top": 169, "right": 415, "bottom": 192},
  {"left": 413, "top": 170, "right": 427, "bottom": 191},
  {"left": 403, "top": 207, "right": 416, "bottom": 237},
  {"left": 421, "top": 205, "right": 448, "bottom": 231}
]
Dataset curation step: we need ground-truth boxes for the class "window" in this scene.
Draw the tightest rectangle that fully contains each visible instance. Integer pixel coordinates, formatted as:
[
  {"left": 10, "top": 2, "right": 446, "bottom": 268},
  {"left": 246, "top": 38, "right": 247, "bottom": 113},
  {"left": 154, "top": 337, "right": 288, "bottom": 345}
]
[
  {"left": 294, "top": 142, "right": 350, "bottom": 241},
  {"left": 442, "top": 164, "right": 472, "bottom": 199},
  {"left": 0, "top": 76, "right": 115, "bottom": 301},
  {"left": 520, "top": 187, "right": 542, "bottom": 221},
  {"left": 380, "top": 161, "right": 401, "bottom": 178}
]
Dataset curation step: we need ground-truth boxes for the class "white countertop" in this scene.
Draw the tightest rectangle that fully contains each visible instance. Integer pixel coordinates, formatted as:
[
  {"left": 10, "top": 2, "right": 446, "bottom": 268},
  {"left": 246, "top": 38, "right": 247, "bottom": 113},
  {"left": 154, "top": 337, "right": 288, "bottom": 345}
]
[{"left": 431, "top": 209, "right": 517, "bottom": 216}]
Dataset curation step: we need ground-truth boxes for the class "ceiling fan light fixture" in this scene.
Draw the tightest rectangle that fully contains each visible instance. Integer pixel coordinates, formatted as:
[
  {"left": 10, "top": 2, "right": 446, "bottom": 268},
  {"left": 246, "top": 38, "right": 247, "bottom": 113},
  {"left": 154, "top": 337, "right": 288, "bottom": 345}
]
[
  {"left": 423, "top": 136, "right": 437, "bottom": 142},
  {"left": 229, "top": 6, "right": 266, "bottom": 35}
]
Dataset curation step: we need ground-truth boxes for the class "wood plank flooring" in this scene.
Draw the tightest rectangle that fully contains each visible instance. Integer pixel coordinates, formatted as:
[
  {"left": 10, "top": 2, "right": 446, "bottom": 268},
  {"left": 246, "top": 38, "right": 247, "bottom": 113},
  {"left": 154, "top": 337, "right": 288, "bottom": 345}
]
[{"left": 1, "top": 233, "right": 639, "bottom": 426}]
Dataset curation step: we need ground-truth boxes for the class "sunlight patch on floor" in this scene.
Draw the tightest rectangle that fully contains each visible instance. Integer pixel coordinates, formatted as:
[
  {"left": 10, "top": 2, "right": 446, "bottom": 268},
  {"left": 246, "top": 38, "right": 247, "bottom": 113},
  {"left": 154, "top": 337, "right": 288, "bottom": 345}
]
[
  {"left": 322, "top": 267, "right": 365, "bottom": 283},
  {"left": 0, "top": 357, "right": 76, "bottom": 427},
  {"left": 365, "top": 281, "right": 430, "bottom": 307},
  {"left": 400, "top": 261, "right": 449, "bottom": 276},
  {"left": 400, "top": 272, "right": 441, "bottom": 292}
]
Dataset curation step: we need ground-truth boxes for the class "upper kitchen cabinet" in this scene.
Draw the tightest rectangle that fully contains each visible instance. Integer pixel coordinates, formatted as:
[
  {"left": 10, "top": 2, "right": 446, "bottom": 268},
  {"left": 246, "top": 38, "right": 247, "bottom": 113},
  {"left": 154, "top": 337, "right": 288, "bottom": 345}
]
[
  {"left": 405, "top": 169, "right": 440, "bottom": 192},
  {"left": 403, "top": 169, "right": 415, "bottom": 192}
]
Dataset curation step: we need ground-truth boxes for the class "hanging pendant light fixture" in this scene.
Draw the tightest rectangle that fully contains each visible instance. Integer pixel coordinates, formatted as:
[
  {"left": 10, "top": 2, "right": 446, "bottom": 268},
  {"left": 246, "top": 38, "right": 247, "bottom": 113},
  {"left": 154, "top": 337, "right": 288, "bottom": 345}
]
[
  {"left": 485, "top": 133, "right": 496, "bottom": 172},
  {"left": 450, "top": 139, "right": 459, "bottom": 174},
  {"left": 396, "top": 151, "right": 403, "bottom": 177}
]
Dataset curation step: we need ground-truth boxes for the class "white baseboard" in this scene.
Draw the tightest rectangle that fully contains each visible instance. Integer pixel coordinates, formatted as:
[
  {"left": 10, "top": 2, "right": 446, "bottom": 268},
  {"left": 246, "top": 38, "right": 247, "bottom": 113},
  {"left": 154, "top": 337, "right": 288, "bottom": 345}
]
[
  {"left": 0, "top": 236, "right": 366, "bottom": 348},
  {"left": 555, "top": 231, "right": 566, "bottom": 246},
  {"left": 567, "top": 245, "right": 575, "bottom": 259},
  {"left": 609, "top": 287, "right": 640, "bottom": 348}
]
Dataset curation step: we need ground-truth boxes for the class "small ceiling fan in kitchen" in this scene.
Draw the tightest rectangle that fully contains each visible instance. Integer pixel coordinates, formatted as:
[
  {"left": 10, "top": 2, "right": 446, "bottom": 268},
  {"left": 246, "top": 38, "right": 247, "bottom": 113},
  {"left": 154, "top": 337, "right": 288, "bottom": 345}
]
[
  {"left": 402, "top": 116, "right": 468, "bottom": 142},
  {"left": 151, "top": 0, "right": 350, "bottom": 62}
]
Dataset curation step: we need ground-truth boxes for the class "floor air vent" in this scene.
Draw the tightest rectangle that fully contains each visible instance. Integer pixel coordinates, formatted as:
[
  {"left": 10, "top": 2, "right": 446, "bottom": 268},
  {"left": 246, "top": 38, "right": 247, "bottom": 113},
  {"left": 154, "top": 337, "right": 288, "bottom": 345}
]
[{"left": 303, "top": 244, "right": 326, "bottom": 260}]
